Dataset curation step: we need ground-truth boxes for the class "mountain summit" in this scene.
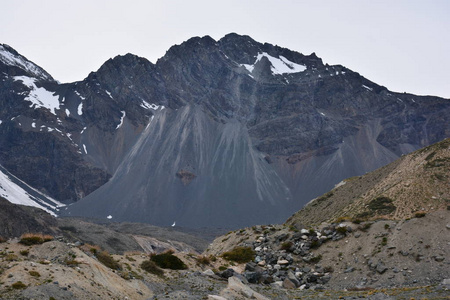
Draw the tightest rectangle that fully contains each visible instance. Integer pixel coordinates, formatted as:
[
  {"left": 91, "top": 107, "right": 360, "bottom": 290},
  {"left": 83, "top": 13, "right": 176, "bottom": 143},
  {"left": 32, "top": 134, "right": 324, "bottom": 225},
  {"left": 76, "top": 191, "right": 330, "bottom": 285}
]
[{"left": 0, "top": 34, "right": 449, "bottom": 228}]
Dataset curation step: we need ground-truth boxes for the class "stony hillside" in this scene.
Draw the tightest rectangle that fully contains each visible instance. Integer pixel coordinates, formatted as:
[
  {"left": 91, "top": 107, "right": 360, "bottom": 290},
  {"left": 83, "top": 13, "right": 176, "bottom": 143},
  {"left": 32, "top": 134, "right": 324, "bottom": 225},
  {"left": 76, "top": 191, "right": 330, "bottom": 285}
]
[{"left": 286, "top": 138, "right": 450, "bottom": 227}]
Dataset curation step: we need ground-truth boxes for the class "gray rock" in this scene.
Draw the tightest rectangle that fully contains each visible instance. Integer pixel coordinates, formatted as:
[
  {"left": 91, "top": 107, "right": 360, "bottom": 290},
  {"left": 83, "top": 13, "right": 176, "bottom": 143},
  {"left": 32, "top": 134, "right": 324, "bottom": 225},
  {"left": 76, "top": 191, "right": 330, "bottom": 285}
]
[
  {"left": 376, "top": 262, "right": 388, "bottom": 274},
  {"left": 344, "top": 267, "right": 355, "bottom": 273},
  {"left": 434, "top": 256, "right": 445, "bottom": 262}
]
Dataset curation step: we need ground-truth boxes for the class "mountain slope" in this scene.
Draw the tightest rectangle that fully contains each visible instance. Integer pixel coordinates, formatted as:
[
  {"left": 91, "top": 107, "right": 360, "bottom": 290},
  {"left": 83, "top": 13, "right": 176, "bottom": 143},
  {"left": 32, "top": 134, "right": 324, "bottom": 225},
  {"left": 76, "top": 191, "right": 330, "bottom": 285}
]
[
  {"left": 1, "top": 34, "right": 449, "bottom": 228},
  {"left": 286, "top": 138, "right": 450, "bottom": 227}
]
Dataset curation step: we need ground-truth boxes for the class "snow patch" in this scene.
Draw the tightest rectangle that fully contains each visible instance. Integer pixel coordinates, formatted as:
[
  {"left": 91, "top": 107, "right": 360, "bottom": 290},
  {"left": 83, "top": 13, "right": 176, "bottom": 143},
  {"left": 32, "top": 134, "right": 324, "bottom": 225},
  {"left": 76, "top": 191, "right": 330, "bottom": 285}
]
[
  {"left": 116, "top": 111, "right": 126, "bottom": 129},
  {"left": 140, "top": 100, "right": 161, "bottom": 110},
  {"left": 105, "top": 90, "right": 113, "bottom": 99},
  {"left": 65, "top": 109, "right": 70, "bottom": 116},
  {"left": 319, "top": 112, "right": 325, "bottom": 116},
  {"left": 80, "top": 127, "right": 87, "bottom": 134},
  {"left": 362, "top": 85, "right": 373, "bottom": 91},
  {"left": 241, "top": 52, "right": 306, "bottom": 76},
  {"left": 0, "top": 166, "right": 65, "bottom": 216},
  {"left": 74, "top": 90, "right": 86, "bottom": 100},
  {"left": 77, "top": 102, "right": 83, "bottom": 115},
  {"left": 107, "top": 215, "right": 112, "bottom": 219},
  {"left": 83, "top": 144, "right": 87, "bottom": 154},
  {"left": 31, "top": 122, "right": 36, "bottom": 128},
  {"left": 0, "top": 45, "right": 52, "bottom": 80},
  {"left": 13, "top": 76, "right": 60, "bottom": 114}
]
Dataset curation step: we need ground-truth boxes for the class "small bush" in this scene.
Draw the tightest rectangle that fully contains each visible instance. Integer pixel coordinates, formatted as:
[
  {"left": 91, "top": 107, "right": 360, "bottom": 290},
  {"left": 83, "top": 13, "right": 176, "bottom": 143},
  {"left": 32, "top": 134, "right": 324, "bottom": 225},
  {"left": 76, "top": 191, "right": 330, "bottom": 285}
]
[
  {"left": 19, "top": 234, "right": 53, "bottom": 246},
  {"left": 323, "top": 266, "right": 334, "bottom": 273},
  {"left": 29, "top": 270, "right": 40, "bottom": 277},
  {"left": 221, "top": 246, "right": 255, "bottom": 264},
  {"left": 79, "top": 244, "right": 101, "bottom": 255},
  {"left": 151, "top": 251, "right": 187, "bottom": 270},
  {"left": 280, "top": 241, "right": 293, "bottom": 252},
  {"left": 20, "top": 250, "right": 29, "bottom": 256},
  {"left": 336, "top": 226, "right": 348, "bottom": 234},
  {"left": 310, "top": 240, "right": 320, "bottom": 249},
  {"left": 196, "top": 255, "right": 211, "bottom": 265},
  {"left": 96, "top": 251, "right": 121, "bottom": 270},
  {"left": 414, "top": 212, "right": 426, "bottom": 218},
  {"left": 65, "top": 259, "right": 80, "bottom": 266},
  {"left": 352, "top": 218, "right": 362, "bottom": 224},
  {"left": 11, "top": 281, "right": 27, "bottom": 289},
  {"left": 140, "top": 260, "right": 164, "bottom": 276},
  {"left": 359, "top": 223, "right": 372, "bottom": 232},
  {"left": 309, "top": 254, "right": 322, "bottom": 263},
  {"left": 218, "top": 265, "right": 227, "bottom": 271},
  {"left": 0, "top": 236, "right": 6, "bottom": 243},
  {"left": 5, "top": 254, "right": 18, "bottom": 261},
  {"left": 381, "top": 237, "right": 387, "bottom": 246}
]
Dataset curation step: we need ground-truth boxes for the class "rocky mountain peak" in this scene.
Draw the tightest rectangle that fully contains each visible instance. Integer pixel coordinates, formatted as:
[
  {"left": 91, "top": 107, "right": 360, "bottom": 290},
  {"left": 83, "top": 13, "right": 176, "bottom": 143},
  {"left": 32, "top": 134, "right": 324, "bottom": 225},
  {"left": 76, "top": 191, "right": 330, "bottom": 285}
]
[{"left": 0, "top": 44, "right": 54, "bottom": 82}]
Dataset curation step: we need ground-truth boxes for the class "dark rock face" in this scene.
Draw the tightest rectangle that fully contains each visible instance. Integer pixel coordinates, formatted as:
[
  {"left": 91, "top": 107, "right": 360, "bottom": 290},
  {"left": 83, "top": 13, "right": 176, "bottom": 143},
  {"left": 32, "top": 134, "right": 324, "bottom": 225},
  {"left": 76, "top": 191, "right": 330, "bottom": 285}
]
[
  {"left": 1, "top": 35, "right": 449, "bottom": 227},
  {"left": 0, "top": 197, "right": 57, "bottom": 238}
]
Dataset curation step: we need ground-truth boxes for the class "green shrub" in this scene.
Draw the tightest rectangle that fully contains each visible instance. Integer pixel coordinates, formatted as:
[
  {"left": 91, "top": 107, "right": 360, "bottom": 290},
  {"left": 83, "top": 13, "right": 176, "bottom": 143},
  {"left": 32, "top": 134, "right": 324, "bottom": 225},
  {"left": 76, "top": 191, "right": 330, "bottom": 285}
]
[
  {"left": 29, "top": 270, "right": 40, "bottom": 277},
  {"left": 218, "top": 265, "right": 227, "bottom": 271},
  {"left": 221, "top": 246, "right": 255, "bottom": 264},
  {"left": 309, "top": 254, "right": 322, "bottom": 263},
  {"left": 20, "top": 250, "right": 29, "bottom": 256},
  {"left": 310, "top": 240, "right": 320, "bottom": 249},
  {"left": 96, "top": 251, "right": 121, "bottom": 270},
  {"left": 140, "top": 260, "right": 164, "bottom": 276},
  {"left": 280, "top": 241, "right": 293, "bottom": 252},
  {"left": 151, "top": 251, "right": 187, "bottom": 270},
  {"left": 11, "top": 281, "right": 27, "bottom": 289}
]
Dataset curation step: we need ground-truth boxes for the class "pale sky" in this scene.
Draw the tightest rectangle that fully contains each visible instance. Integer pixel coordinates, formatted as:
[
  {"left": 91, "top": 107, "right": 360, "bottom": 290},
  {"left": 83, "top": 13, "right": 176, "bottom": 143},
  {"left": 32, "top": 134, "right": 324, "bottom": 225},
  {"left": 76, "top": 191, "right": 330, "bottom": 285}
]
[{"left": 1, "top": 0, "right": 449, "bottom": 98}]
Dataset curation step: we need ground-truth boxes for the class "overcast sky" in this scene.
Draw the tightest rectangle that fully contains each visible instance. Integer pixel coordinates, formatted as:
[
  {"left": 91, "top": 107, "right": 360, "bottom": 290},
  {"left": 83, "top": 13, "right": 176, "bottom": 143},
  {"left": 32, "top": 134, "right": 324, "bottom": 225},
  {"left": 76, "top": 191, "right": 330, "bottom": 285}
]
[{"left": 1, "top": 0, "right": 449, "bottom": 98}]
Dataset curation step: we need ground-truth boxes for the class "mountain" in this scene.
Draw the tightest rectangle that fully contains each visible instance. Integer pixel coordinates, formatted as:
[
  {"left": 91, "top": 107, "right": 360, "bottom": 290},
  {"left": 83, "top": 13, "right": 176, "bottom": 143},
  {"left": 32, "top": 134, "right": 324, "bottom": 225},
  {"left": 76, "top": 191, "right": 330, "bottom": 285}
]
[{"left": 1, "top": 34, "right": 449, "bottom": 228}]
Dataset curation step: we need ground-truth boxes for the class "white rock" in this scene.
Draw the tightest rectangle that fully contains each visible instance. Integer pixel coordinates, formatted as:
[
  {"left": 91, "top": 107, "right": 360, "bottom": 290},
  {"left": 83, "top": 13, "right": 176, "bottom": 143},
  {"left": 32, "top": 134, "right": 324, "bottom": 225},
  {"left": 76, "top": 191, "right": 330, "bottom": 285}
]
[
  {"left": 208, "top": 296, "right": 227, "bottom": 300},
  {"left": 254, "top": 246, "right": 262, "bottom": 252},
  {"left": 277, "top": 260, "right": 289, "bottom": 265},
  {"left": 300, "top": 229, "right": 309, "bottom": 234},
  {"left": 203, "top": 269, "right": 215, "bottom": 277}
]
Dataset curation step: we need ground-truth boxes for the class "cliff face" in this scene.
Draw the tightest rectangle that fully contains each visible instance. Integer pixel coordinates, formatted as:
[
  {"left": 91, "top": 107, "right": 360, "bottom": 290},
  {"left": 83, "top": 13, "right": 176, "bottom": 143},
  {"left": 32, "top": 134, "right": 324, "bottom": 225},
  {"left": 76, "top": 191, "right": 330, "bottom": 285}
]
[{"left": 1, "top": 34, "right": 449, "bottom": 227}]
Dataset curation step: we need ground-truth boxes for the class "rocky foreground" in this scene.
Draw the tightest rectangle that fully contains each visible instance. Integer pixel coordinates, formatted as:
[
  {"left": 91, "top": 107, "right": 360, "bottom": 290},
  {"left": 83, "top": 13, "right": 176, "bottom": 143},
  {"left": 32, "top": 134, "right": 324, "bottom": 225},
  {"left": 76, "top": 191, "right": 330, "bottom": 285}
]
[{"left": 1, "top": 210, "right": 449, "bottom": 299}]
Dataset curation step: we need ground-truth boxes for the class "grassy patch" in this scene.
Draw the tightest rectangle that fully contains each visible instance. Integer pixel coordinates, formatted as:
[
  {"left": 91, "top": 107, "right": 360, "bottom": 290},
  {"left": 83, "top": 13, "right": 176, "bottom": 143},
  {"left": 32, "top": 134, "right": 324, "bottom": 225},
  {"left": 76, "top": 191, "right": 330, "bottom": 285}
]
[
  {"left": 11, "top": 281, "right": 27, "bottom": 289},
  {"left": 196, "top": 255, "right": 211, "bottom": 265},
  {"left": 151, "top": 251, "right": 187, "bottom": 270},
  {"left": 221, "top": 246, "right": 255, "bottom": 264},
  {"left": 368, "top": 197, "right": 396, "bottom": 215},
  {"left": 28, "top": 271, "right": 40, "bottom": 277},
  {"left": 414, "top": 212, "right": 426, "bottom": 218},
  {"left": 140, "top": 260, "right": 164, "bottom": 276},
  {"left": 19, "top": 233, "right": 53, "bottom": 246},
  {"left": 96, "top": 251, "right": 121, "bottom": 270}
]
